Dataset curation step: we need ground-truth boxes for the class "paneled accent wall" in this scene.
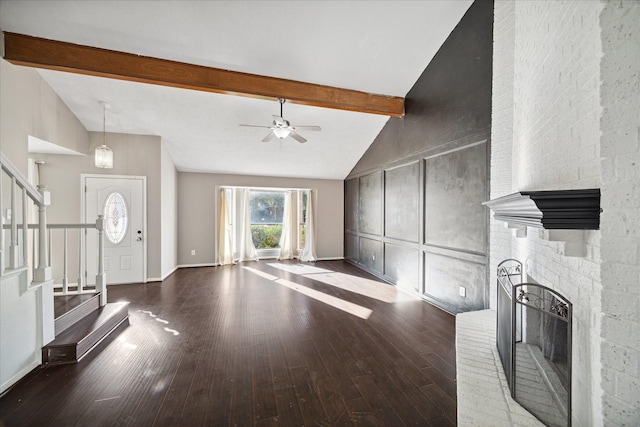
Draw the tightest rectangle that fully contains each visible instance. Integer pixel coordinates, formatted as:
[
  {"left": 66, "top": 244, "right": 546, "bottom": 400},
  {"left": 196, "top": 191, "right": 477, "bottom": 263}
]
[
  {"left": 345, "top": 0, "right": 493, "bottom": 313},
  {"left": 346, "top": 140, "right": 488, "bottom": 313}
]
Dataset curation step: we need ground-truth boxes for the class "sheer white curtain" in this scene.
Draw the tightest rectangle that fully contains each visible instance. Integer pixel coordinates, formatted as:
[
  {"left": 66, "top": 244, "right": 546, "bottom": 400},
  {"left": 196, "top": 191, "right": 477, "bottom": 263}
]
[
  {"left": 217, "top": 188, "right": 234, "bottom": 265},
  {"left": 238, "top": 188, "right": 258, "bottom": 262},
  {"left": 278, "top": 190, "right": 295, "bottom": 260},
  {"left": 300, "top": 189, "right": 317, "bottom": 262}
]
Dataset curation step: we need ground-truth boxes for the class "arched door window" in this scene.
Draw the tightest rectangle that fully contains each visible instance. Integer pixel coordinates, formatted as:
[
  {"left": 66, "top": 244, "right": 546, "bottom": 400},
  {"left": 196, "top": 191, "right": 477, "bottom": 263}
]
[{"left": 103, "top": 192, "right": 128, "bottom": 244}]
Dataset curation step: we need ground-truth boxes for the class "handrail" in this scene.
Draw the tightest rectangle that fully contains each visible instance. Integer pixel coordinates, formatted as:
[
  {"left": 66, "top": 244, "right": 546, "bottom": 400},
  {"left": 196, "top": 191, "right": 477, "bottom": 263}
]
[
  {"left": 0, "top": 152, "right": 43, "bottom": 205},
  {"left": 1, "top": 151, "right": 106, "bottom": 305},
  {"left": 3, "top": 223, "right": 98, "bottom": 229},
  {"left": 2, "top": 221, "right": 106, "bottom": 302},
  {"left": 0, "top": 152, "right": 52, "bottom": 282},
  {"left": 1, "top": 151, "right": 51, "bottom": 290}
]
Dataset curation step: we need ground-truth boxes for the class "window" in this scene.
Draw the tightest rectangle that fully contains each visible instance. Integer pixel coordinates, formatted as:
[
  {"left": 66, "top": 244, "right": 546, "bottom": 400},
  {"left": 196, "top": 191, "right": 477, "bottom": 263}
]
[
  {"left": 297, "top": 190, "right": 309, "bottom": 250},
  {"left": 103, "top": 192, "right": 128, "bottom": 244},
  {"left": 249, "top": 191, "right": 285, "bottom": 248}
]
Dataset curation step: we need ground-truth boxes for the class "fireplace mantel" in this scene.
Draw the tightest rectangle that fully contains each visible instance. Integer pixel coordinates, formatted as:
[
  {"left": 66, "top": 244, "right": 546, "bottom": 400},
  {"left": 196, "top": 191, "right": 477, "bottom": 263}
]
[{"left": 483, "top": 189, "right": 601, "bottom": 230}]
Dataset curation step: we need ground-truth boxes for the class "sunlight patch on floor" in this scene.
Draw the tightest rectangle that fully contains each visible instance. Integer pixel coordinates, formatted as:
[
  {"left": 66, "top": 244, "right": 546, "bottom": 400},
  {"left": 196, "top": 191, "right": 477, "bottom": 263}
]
[
  {"left": 275, "top": 278, "right": 372, "bottom": 319},
  {"left": 244, "top": 267, "right": 278, "bottom": 281},
  {"left": 139, "top": 310, "right": 180, "bottom": 335},
  {"left": 243, "top": 266, "right": 372, "bottom": 319},
  {"left": 302, "top": 272, "right": 419, "bottom": 303},
  {"left": 267, "top": 263, "right": 334, "bottom": 275}
]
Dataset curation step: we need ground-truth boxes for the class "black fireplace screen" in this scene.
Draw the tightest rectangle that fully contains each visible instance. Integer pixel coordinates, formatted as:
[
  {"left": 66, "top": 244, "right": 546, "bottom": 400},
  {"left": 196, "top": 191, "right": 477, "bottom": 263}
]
[
  {"left": 496, "top": 259, "right": 522, "bottom": 390},
  {"left": 496, "top": 260, "right": 572, "bottom": 427}
]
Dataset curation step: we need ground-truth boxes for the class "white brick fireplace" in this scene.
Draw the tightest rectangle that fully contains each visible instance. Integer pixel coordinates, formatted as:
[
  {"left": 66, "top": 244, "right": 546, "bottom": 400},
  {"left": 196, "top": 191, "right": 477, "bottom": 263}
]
[{"left": 484, "top": 1, "right": 639, "bottom": 426}]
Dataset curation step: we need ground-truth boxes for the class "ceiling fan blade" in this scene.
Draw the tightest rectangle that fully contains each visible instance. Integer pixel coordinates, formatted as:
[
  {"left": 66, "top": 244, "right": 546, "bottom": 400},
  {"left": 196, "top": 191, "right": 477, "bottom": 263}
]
[
  {"left": 293, "top": 125, "right": 321, "bottom": 131},
  {"left": 262, "top": 132, "right": 276, "bottom": 142},
  {"left": 289, "top": 131, "right": 307, "bottom": 143},
  {"left": 239, "top": 124, "right": 271, "bottom": 129},
  {"left": 272, "top": 115, "right": 286, "bottom": 126}
]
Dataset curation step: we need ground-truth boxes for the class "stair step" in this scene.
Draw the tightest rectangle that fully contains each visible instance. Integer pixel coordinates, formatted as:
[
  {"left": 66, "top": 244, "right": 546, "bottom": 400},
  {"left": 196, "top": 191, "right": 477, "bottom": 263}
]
[
  {"left": 55, "top": 293, "right": 101, "bottom": 335},
  {"left": 43, "top": 302, "right": 130, "bottom": 365}
]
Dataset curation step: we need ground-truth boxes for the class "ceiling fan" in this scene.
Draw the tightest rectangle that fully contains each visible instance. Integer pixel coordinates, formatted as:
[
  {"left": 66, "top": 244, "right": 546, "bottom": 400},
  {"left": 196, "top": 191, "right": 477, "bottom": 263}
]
[{"left": 239, "top": 98, "right": 321, "bottom": 143}]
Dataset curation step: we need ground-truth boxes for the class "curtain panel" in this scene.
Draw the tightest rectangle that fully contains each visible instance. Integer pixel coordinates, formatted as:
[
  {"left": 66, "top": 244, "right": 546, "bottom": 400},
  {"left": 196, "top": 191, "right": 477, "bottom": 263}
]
[
  {"left": 238, "top": 188, "right": 258, "bottom": 262},
  {"left": 217, "top": 189, "right": 234, "bottom": 265},
  {"left": 300, "top": 189, "right": 317, "bottom": 262},
  {"left": 278, "top": 190, "right": 295, "bottom": 260}
]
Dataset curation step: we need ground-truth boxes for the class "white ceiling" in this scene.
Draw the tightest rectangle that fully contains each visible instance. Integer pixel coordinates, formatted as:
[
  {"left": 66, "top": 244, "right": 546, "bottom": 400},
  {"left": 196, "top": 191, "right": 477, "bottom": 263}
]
[{"left": 0, "top": 0, "right": 472, "bottom": 179}]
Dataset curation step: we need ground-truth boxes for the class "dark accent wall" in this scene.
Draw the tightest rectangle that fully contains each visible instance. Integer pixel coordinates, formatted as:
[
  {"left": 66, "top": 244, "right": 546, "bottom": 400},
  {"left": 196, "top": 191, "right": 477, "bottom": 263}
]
[{"left": 345, "top": 0, "right": 493, "bottom": 313}]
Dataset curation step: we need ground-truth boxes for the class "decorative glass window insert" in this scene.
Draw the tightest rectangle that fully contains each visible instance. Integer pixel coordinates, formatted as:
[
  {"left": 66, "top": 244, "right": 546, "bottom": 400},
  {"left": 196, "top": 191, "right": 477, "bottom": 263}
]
[{"left": 103, "top": 192, "right": 128, "bottom": 244}]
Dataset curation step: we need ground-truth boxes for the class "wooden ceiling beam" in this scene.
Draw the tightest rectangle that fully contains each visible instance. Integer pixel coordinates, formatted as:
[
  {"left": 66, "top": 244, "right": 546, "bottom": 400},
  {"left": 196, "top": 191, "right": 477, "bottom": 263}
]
[{"left": 3, "top": 32, "right": 404, "bottom": 117}]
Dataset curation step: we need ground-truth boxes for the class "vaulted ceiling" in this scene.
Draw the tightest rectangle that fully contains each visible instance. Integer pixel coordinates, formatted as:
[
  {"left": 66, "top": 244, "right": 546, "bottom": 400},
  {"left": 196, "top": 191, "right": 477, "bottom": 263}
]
[{"left": 0, "top": 0, "right": 473, "bottom": 179}]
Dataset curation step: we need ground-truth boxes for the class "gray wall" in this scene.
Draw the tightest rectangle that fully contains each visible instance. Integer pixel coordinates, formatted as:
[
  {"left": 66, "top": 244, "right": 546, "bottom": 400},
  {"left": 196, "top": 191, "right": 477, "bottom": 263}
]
[
  {"left": 1, "top": 58, "right": 178, "bottom": 282},
  {"left": 0, "top": 58, "right": 90, "bottom": 392},
  {"left": 177, "top": 172, "right": 344, "bottom": 265},
  {"left": 0, "top": 60, "right": 89, "bottom": 176},
  {"left": 345, "top": 0, "right": 493, "bottom": 313},
  {"left": 160, "top": 140, "right": 178, "bottom": 279},
  {"left": 35, "top": 132, "right": 171, "bottom": 281}
]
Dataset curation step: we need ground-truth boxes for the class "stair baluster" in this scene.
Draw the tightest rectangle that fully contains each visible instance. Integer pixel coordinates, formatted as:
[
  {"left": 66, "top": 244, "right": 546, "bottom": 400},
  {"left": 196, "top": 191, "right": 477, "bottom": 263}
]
[
  {"left": 10, "top": 176, "right": 19, "bottom": 268},
  {"left": 78, "top": 231, "right": 84, "bottom": 291},
  {"left": 0, "top": 170, "right": 3, "bottom": 274},
  {"left": 96, "top": 215, "right": 107, "bottom": 306},
  {"left": 62, "top": 228, "right": 68, "bottom": 293},
  {"left": 22, "top": 186, "right": 29, "bottom": 273}
]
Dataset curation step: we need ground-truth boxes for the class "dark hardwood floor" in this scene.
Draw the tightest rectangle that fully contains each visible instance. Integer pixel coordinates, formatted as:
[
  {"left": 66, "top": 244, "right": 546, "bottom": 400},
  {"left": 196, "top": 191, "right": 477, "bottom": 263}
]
[{"left": 0, "top": 260, "right": 457, "bottom": 426}]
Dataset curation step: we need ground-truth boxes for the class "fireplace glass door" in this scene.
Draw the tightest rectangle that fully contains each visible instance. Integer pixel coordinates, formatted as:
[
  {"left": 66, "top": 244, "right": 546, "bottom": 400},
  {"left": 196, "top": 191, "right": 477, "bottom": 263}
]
[{"left": 513, "top": 283, "right": 572, "bottom": 427}]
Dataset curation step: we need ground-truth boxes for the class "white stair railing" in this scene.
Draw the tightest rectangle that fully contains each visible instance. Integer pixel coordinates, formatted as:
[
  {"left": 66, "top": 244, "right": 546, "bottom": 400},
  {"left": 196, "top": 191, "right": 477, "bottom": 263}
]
[
  {"left": 1, "top": 152, "right": 51, "bottom": 288},
  {"left": 3, "top": 221, "right": 107, "bottom": 304},
  {"left": 0, "top": 152, "right": 107, "bottom": 306}
]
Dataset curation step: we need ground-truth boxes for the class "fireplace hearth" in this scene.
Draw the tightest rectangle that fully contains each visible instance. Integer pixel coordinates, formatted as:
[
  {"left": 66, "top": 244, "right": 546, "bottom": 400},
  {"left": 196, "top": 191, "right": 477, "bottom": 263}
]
[{"left": 496, "top": 259, "right": 573, "bottom": 427}]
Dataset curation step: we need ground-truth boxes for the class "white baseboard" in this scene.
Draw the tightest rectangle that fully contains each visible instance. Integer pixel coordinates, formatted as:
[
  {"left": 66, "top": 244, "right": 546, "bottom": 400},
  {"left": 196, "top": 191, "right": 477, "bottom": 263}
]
[
  {"left": 146, "top": 266, "right": 178, "bottom": 282},
  {"left": 177, "top": 263, "right": 219, "bottom": 269},
  {"left": 170, "top": 259, "right": 342, "bottom": 274},
  {"left": 1, "top": 358, "right": 39, "bottom": 395},
  {"left": 164, "top": 266, "right": 178, "bottom": 280}
]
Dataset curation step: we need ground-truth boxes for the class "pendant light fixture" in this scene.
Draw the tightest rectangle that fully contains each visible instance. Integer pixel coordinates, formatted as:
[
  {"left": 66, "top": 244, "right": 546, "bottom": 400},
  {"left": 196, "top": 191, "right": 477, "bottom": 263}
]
[{"left": 95, "top": 101, "right": 113, "bottom": 168}]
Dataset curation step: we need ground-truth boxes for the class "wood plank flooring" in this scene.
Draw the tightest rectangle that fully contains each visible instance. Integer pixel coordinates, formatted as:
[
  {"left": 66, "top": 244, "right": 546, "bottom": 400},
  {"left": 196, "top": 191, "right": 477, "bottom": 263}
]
[{"left": 0, "top": 260, "right": 457, "bottom": 426}]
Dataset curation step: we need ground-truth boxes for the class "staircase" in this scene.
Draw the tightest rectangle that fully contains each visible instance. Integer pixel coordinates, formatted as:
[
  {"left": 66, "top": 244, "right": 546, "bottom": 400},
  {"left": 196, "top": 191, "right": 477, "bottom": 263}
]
[
  {"left": 43, "top": 293, "right": 129, "bottom": 365},
  {"left": 1, "top": 151, "right": 128, "bottom": 392}
]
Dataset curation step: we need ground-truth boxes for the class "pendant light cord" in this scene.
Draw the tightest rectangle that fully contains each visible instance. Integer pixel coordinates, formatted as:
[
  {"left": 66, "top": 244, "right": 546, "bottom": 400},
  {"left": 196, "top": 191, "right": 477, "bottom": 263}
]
[{"left": 102, "top": 103, "right": 107, "bottom": 146}]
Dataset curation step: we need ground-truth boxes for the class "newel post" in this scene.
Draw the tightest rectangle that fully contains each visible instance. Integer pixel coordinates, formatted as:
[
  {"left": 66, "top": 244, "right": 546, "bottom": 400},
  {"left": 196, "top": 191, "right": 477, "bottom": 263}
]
[
  {"left": 95, "top": 214, "right": 107, "bottom": 306},
  {"left": 33, "top": 185, "right": 52, "bottom": 282}
]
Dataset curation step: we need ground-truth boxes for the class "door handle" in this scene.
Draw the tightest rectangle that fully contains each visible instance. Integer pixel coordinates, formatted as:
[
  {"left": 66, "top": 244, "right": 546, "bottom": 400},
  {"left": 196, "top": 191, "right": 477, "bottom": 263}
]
[{"left": 137, "top": 230, "right": 143, "bottom": 241}]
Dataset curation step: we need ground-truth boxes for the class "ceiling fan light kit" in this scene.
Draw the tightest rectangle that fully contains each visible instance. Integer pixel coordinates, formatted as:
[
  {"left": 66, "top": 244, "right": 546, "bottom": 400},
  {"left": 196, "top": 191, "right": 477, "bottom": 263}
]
[
  {"left": 273, "top": 127, "right": 292, "bottom": 139},
  {"left": 240, "top": 98, "right": 321, "bottom": 143}
]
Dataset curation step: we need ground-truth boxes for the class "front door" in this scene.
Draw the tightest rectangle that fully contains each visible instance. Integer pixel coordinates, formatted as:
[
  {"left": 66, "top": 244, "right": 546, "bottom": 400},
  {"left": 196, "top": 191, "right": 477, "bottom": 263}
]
[{"left": 84, "top": 176, "right": 145, "bottom": 285}]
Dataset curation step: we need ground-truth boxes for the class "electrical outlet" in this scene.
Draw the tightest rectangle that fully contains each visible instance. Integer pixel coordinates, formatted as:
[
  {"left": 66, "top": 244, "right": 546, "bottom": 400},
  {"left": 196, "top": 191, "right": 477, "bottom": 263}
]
[
  {"left": 191, "top": 249, "right": 196, "bottom": 256},
  {"left": 459, "top": 286, "right": 466, "bottom": 297}
]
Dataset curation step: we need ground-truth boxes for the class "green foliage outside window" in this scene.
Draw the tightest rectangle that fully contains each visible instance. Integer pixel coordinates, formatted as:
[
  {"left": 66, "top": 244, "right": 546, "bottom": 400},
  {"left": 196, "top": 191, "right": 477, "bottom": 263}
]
[
  {"left": 251, "top": 224, "right": 283, "bottom": 248},
  {"left": 299, "top": 225, "right": 306, "bottom": 248}
]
